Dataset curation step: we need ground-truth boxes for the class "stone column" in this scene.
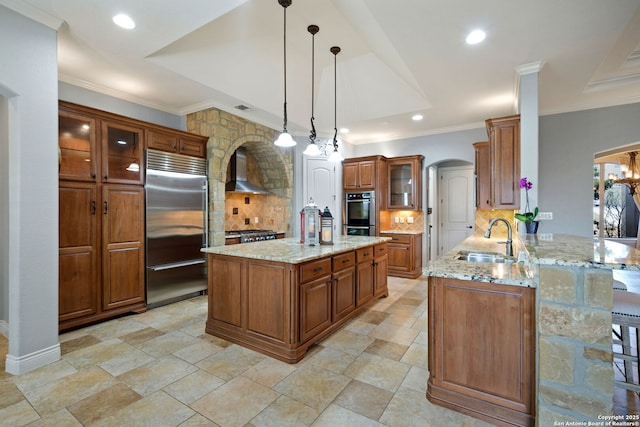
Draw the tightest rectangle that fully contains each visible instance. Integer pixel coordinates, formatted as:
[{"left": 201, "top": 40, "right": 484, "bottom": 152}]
[{"left": 536, "top": 265, "right": 614, "bottom": 423}]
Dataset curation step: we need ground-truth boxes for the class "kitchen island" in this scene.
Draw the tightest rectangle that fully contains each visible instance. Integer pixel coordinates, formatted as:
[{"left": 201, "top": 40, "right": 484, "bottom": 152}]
[
  {"left": 201, "top": 236, "right": 390, "bottom": 363},
  {"left": 426, "top": 232, "right": 640, "bottom": 427}
]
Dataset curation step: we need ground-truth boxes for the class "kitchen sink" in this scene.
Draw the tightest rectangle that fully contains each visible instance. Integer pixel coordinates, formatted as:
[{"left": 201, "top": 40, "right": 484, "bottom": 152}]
[{"left": 455, "top": 252, "right": 515, "bottom": 263}]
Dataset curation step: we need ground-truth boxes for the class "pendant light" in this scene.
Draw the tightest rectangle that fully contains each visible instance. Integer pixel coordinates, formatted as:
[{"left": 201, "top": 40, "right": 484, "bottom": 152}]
[
  {"left": 274, "top": 0, "right": 296, "bottom": 147},
  {"left": 303, "top": 25, "right": 322, "bottom": 156},
  {"left": 328, "top": 46, "right": 344, "bottom": 162}
]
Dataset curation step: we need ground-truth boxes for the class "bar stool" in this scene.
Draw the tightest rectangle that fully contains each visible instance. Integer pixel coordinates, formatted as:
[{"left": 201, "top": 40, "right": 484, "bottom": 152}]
[{"left": 612, "top": 289, "right": 640, "bottom": 392}]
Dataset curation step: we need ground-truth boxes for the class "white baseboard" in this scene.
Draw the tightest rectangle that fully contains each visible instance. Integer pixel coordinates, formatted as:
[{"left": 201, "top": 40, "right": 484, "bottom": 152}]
[
  {"left": 0, "top": 320, "right": 8, "bottom": 338},
  {"left": 5, "top": 343, "right": 61, "bottom": 375}
]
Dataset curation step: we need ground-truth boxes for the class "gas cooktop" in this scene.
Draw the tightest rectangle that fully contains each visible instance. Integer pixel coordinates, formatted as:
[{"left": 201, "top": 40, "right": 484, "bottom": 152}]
[{"left": 225, "top": 229, "right": 278, "bottom": 243}]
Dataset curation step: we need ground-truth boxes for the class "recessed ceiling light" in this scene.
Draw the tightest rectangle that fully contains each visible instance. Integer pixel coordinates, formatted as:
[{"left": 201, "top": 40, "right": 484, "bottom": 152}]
[
  {"left": 412, "top": 114, "right": 423, "bottom": 121},
  {"left": 466, "top": 29, "right": 486, "bottom": 45},
  {"left": 113, "top": 14, "right": 135, "bottom": 30}
]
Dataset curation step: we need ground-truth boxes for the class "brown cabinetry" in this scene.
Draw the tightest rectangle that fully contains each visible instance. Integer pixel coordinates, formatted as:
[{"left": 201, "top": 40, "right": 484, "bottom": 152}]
[
  {"left": 299, "top": 258, "right": 333, "bottom": 343},
  {"left": 473, "top": 141, "right": 491, "bottom": 209},
  {"left": 428, "top": 276, "right": 535, "bottom": 426},
  {"left": 148, "top": 130, "right": 207, "bottom": 158},
  {"left": 381, "top": 233, "right": 422, "bottom": 279},
  {"left": 342, "top": 156, "right": 386, "bottom": 192},
  {"left": 58, "top": 101, "right": 208, "bottom": 330},
  {"left": 101, "top": 185, "right": 145, "bottom": 311},
  {"left": 356, "top": 244, "right": 388, "bottom": 305},
  {"left": 332, "top": 251, "right": 356, "bottom": 322},
  {"left": 386, "top": 155, "right": 423, "bottom": 210},
  {"left": 205, "top": 242, "right": 387, "bottom": 363},
  {"left": 59, "top": 181, "right": 99, "bottom": 323},
  {"left": 373, "top": 244, "right": 388, "bottom": 297},
  {"left": 484, "top": 115, "right": 520, "bottom": 209}
]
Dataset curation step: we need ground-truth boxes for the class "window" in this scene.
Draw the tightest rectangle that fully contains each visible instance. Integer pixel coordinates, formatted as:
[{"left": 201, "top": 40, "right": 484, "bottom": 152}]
[{"left": 593, "top": 162, "right": 639, "bottom": 238}]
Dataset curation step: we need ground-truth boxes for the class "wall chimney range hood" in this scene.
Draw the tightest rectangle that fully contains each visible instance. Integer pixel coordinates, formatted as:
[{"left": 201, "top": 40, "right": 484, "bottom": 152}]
[{"left": 225, "top": 147, "right": 269, "bottom": 194}]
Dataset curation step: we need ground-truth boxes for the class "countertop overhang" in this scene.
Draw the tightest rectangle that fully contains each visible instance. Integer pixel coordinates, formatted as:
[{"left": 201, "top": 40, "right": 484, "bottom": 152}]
[
  {"left": 425, "top": 233, "right": 640, "bottom": 287},
  {"left": 202, "top": 236, "right": 391, "bottom": 264}
]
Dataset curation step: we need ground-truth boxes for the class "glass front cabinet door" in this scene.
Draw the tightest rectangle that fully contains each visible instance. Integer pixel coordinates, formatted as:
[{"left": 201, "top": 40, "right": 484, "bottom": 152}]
[
  {"left": 58, "top": 109, "right": 98, "bottom": 181},
  {"left": 386, "top": 155, "right": 424, "bottom": 210},
  {"left": 101, "top": 120, "right": 144, "bottom": 185}
]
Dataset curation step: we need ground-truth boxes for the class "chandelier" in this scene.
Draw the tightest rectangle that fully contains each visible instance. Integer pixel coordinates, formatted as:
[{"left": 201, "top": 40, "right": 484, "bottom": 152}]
[{"left": 610, "top": 151, "right": 640, "bottom": 196}]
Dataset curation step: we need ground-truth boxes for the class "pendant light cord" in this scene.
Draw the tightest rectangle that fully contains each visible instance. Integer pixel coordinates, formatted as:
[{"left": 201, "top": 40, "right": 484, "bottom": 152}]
[
  {"left": 331, "top": 46, "right": 341, "bottom": 147},
  {"left": 308, "top": 25, "right": 319, "bottom": 143},
  {"left": 282, "top": 3, "right": 288, "bottom": 132}
]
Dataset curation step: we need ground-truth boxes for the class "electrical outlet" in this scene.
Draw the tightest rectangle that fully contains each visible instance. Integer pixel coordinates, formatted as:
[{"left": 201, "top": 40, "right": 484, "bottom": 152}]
[
  {"left": 254, "top": 217, "right": 259, "bottom": 224},
  {"left": 244, "top": 218, "right": 250, "bottom": 225},
  {"left": 394, "top": 217, "right": 399, "bottom": 223},
  {"left": 538, "top": 233, "right": 553, "bottom": 240},
  {"left": 400, "top": 217, "right": 405, "bottom": 223},
  {"left": 537, "top": 212, "right": 553, "bottom": 220},
  {"left": 407, "top": 216, "right": 414, "bottom": 224}
]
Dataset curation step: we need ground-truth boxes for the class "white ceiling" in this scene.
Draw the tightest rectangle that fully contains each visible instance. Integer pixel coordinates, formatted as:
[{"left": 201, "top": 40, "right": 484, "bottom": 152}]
[{"left": 4, "top": 0, "right": 640, "bottom": 145}]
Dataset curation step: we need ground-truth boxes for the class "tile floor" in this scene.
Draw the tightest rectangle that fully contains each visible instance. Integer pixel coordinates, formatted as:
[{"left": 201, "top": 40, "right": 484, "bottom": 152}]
[
  {"left": 0, "top": 276, "right": 497, "bottom": 427},
  {"left": 1, "top": 275, "right": 636, "bottom": 426}
]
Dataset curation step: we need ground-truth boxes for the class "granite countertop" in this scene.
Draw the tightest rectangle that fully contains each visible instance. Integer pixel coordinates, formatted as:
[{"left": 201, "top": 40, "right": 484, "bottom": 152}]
[
  {"left": 425, "top": 233, "right": 640, "bottom": 287},
  {"left": 521, "top": 233, "right": 640, "bottom": 270},
  {"left": 425, "top": 234, "right": 535, "bottom": 287},
  {"left": 202, "top": 236, "right": 391, "bottom": 264}
]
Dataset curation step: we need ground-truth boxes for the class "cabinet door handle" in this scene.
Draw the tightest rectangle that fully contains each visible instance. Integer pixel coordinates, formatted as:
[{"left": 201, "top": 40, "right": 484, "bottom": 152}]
[
  {"left": 91, "top": 173, "right": 96, "bottom": 179},
  {"left": 342, "top": 259, "right": 350, "bottom": 263},
  {"left": 466, "top": 226, "right": 473, "bottom": 229},
  {"left": 313, "top": 267, "right": 323, "bottom": 272},
  {"left": 363, "top": 253, "right": 369, "bottom": 257},
  {"left": 91, "top": 201, "right": 96, "bottom": 215},
  {"left": 104, "top": 175, "right": 108, "bottom": 180},
  {"left": 103, "top": 201, "right": 108, "bottom": 214}
]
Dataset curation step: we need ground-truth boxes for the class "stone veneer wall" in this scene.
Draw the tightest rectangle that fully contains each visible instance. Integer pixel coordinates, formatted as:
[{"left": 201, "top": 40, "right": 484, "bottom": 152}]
[
  {"left": 187, "top": 107, "right": 294, "bottom": 246},
  {"left": 536, "top": 264, "right": 614, "bottom": 423}
]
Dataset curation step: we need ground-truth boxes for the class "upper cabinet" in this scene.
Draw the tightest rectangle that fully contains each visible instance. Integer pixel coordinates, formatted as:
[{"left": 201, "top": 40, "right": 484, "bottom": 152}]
[
  {"left": 148, "top": 130, "right": 207, "bottom": 158},
  {"left": 59, "top": 104, "right": 143, "bottom": 185},
  {"left": 59, "top": 101, "right": 209, "bottom": 184},
  {"left": 342, "top": 156, "right": 386, "bottom": 192},
  {"left": 58, "top": 108, "right": 98, "bottom": 182},
  {"left": 343, "top": 158, "right": 376, "bottom": 190},
  {"left": 101, "top": 119, "right": 145, "bottom": 185},
  {"left": 386, "top": 155, "right": 423, "bottom": 210},
  {"left": 473, "top": 141, "right": 491, "bottom": 209},
  {"left": 483, "top": 115, "right": 520, "bottom": 209}
]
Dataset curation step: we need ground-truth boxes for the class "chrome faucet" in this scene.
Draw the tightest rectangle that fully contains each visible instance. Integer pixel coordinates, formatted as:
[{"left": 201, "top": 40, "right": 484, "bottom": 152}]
[{"left": 484, "top": 218, "right": 513, "bottom": 257}]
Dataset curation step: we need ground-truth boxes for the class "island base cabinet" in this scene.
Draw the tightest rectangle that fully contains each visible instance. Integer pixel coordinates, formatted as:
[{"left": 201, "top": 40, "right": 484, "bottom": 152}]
[
  {"left": 427, "top": 277, "right": 535, "bottom": 427},
  {"left": 205, "top": 243, "right": 388, "bottom": 363}
]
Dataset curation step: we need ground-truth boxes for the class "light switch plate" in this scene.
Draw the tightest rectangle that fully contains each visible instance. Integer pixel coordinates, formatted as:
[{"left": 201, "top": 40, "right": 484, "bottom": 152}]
[{"left": 407, "top": 217, "right": 414, "bottom": 223}]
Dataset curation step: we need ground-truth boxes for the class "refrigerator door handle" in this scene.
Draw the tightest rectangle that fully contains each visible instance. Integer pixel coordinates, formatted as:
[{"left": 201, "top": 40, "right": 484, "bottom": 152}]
[{"left": 148, "top": 259, "right": 206, "bottom": 272}]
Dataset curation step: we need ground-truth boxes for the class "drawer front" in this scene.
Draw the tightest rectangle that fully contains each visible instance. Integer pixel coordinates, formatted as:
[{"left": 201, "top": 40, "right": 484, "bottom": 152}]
[
  {"left": 382, "top": 233, "right": 412, "bottom": 244},
  {"left": 300, "top": 258, "right": 332, "bottom": 283},
  {"left": 357, "top": 247, "right": 374, "bottom": 264},
  {"left": 375, "top": 243, "right": 388, "bottom": 257},
  {"left": 333, "top": 251, "right": 356, "bottom": 272}
]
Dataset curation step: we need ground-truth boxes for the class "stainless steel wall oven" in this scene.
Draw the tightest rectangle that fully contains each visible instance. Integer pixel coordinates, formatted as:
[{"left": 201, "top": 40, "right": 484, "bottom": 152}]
[{"left": 344, "top": 191, "right": 376, "bottom": 236}]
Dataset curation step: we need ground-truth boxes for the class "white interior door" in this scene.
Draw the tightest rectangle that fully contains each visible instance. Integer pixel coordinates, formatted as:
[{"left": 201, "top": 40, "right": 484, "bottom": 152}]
[
  {"left": 303, "top": 158, "right": 340, "bottom": 235},
  {"left": 439, "top": 166, "right": 474, "bottom": 255}
]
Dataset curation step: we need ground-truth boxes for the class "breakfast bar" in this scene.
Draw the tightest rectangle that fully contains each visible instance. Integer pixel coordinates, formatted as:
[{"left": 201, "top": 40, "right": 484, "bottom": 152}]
[
  {"left": 426, "top": 232, "right": 640, "bottom": 426},
  {"left": 201, "top": 236, "right": 390, "bottom": 363}
]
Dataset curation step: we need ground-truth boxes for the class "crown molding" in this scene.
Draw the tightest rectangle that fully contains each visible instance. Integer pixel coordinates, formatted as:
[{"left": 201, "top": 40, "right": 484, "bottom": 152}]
[{"left": 0, "top": 0, "right": 63, "bottom": 30}]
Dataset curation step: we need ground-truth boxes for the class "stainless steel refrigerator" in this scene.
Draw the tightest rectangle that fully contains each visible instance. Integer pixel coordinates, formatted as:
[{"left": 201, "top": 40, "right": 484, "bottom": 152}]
[{"left": 145, "top": 149, "right": 208, "bottom": 308}]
